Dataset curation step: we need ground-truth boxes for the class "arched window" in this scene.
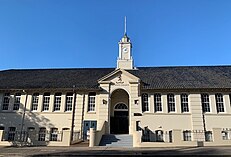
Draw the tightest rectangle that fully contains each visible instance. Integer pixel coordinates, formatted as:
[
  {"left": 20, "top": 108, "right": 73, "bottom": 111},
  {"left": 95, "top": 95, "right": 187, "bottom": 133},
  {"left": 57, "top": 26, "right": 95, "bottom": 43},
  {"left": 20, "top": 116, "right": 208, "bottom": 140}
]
[
  {"left": 114, "top": 103, "right": 128, "bottom": 111},
  {"left": 142, "top": 93, "right": 149, "bottom": 112}
]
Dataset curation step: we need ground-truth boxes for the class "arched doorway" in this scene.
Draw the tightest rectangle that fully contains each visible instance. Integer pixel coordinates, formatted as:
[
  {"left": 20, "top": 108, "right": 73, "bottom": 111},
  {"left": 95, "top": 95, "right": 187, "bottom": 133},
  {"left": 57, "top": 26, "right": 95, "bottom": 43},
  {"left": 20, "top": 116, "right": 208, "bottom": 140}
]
[{"left": 110, "top": 89, "right": 129, "bottom": 134}]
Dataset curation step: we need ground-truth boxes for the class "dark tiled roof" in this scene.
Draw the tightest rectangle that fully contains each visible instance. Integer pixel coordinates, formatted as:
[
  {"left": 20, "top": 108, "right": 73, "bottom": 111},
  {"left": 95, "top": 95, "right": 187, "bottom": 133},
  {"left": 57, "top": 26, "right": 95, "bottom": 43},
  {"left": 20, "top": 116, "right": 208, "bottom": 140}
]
[
  {"left": 1, "top": 66, "right": 231, "bottom": 90},
  {"left": 129, "top": 66, "right": 231, "bottom": 89},
  {"left": 0, "top": 68, "right": 114, "bottom": 90}
]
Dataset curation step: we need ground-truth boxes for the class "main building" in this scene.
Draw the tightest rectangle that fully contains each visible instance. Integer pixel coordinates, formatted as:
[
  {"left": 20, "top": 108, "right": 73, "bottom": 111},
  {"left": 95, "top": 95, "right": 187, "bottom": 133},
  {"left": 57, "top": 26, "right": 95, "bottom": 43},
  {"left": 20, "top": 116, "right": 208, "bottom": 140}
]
[{"left": 0, "top": 26, "right": 231, "bottom": 147}]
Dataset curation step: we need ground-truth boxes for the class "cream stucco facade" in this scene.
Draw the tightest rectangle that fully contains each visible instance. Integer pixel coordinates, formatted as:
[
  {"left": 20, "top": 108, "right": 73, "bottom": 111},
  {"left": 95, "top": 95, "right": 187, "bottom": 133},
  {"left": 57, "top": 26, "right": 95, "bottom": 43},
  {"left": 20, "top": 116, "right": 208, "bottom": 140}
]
[{"left": 0, "top": 32, "right": 231, "bottom": 147}]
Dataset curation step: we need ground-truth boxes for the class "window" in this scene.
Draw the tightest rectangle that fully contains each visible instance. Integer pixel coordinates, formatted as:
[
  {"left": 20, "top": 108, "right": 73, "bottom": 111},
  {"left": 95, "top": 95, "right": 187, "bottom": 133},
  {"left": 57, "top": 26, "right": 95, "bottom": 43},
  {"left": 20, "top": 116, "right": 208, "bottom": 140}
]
[
  {"left": 27, "top": 127, "right": 35, "bottom": 131},
  {"left": 205, "top": 131, "right": 213, "bottom": 142},
  {"left": 183, "top": 130, "right": 191, "bottom": 141},
  {"left": 2, "top": 93, "right": 10, "bottom": 110},
  {"left": 65, "top": 93, "right": 73, "bottom": 111},
  {"left": 42, "top": 93, "right": 50, "bottom": 111},
  {"left": 0, "top": 126, "right": 4, "bottom": 130},
  {"left": 181, "top": 94, "right": 189, "bottom": 112},
  {"left": 155, "top": 130, "right": 164, "bottom": 142},
  {"left": 31, "top": 93, "right": 39, "bottom": 111},
  {"left": 115, "top": 103, "right": 128, "bottom": 110},
  {"left": 222, "top": 131, "right": 229, "bottom": 140},
  {"left": 38, "top": 127, "right": 46, "bottom": 141},
  {"left": 88, "top": 92, "right": 96, "bottom": 112},
  {"left": 8, "top": 127, "right": 16, "bottom": 141},
  {"left": 167, "top": 94, "right": 175, "bottom": 112},
  {"left": 50, "top": 128, "right": 58, "bottom": 141},
  {"left": 54, "top": 93, "right": 62, "bottom": 111},
  {"left": 215, "top": 93, "right": 225, "bottom": 113},
  {"left": 201, "top": 94, "right": 210, "bottom": 112},
  {"left": 142, "top": 93, "right": 149, "bottom": 112},
  {"left": 13, "top": 93, "right": 21, "bottom": 110},
  {"left": 154, "top": 94, "right": 162, "bottom": 112}
]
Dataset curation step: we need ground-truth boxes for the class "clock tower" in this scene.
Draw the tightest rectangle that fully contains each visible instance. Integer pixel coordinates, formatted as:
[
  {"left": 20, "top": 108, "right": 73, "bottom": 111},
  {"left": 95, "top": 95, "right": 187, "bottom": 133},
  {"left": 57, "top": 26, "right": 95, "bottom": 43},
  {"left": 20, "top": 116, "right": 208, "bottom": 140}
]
[{"left": 117, "top": 17, "right": 134, "bottom": 70}]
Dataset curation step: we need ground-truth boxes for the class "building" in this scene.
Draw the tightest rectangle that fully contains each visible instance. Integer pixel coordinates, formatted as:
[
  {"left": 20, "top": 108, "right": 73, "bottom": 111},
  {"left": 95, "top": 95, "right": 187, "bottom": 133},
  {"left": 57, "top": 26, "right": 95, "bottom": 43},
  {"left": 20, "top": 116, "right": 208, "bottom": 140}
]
[{"left": 0, "top": 26, "right": 231, "bottom": 147}]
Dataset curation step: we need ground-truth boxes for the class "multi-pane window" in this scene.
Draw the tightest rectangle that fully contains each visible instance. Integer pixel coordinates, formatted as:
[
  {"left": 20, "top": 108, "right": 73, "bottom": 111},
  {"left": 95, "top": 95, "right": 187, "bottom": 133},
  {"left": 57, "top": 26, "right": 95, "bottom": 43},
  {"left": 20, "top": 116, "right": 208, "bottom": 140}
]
[
  {"left": 2, "top": 93, "right": 10, "bottom": 110},
  {"left": 13, "top": 93, "right": 21, "bottom": 110},
  {"left": 155, "top": 130, "right": 164, "bottom": 142},
  {"left": 142, "top": 93, "right": 149, "bottom": 112},
  {"left": 42, "top": 93, "right": 50, "bottom": 111},
  {"left": 215, "top": 93, "right": 225, "bottom": 113},
  {"left": 65, "top": 93, "right": 73, "bottom": 111},
  {"left": 38, "top": 127, "right": 46, "bottom": 141},
  {"left": 222, "top": 131, "right": 229, "bottom": 140},
  {"left": 154, "top": 94, "right": 162, "bottom": 112},
  {"left": 31, "top": 93, "right": 39, "bottom": 111},
  {"left": 181, "top": 94, "right": 189, "bottom": 112},
  {"left": 8, "top": 127, "right": 16, "bottom": 141},
  {"left": 54, "top": 93, "right": 62, "bottom": 111},
  {"left": 88, "top": 92, "right": 96, "bottom": 112},
  {"left": 50, "top": 128, "right": 58, "bottom": 141},
  {"left": 201, "top": 94, "right": 210, "bottom": 112},
  {"left": 167, "top": 94, "right": 175, "bottom": 112},
  {"left": 205, "top": 131, "right": 213, "bottom": 142},
  {"left": 183, "top": 130, "right": 191, "bottom": 141}
]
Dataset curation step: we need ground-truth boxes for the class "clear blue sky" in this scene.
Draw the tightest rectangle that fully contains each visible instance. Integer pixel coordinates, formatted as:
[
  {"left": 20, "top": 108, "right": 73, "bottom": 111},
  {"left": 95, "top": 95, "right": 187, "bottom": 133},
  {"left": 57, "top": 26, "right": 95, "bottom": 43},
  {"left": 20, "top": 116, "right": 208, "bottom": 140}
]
[{"left": 0, "top": 0, "right": 231, "bottom": 70}]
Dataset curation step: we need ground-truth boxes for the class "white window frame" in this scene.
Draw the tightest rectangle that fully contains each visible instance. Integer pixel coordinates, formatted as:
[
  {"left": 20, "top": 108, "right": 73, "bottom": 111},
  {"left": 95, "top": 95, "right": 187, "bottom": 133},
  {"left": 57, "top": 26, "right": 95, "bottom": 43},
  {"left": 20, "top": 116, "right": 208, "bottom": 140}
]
[
  {"left": 13, "top": 93, "right": 21, "bottom": 111},
  {"left": 183, "top": 130, "right": 191, "bottom": 141},
  {"left": 50, "top": 128, "right": 58, "bottom": 141},
  {"left": 38, "top": 127, "right": 46, "bottom": 141},
  {"left": 215, "top": 93, "right": 225, "bottom": 113},
  {"left": 2, "top": 93, "right": 10, "bottom": 110},
  {"left": 205, "top": 131, "right": 213, "bottom": 142},
  {"left": 222, "top": 131, "right": 229, "bottom": 140},
  {"left": 154, "top": 93, "right": 162, "bottom": 112},
  {"left": 88, "top": 92, "right": 96, "bottom": 112},
  {"left": 65, "top": 93, "right": 73, "bottom": 112},
  {"left": 142, "top": 93, "right": 149, "bottom": 112},
  {"left": 53, "top": 93, "right": 62, "bottom": 111},
  {"left": 42, "top": 93, "right": 50, "bottom": 111},
  {"left": 167, "top": 94, "right": 175, "bottom": 112},
  {"left": 201, "top": 94, "right": 210, "bottom": 113},
  {"left": 181, "top": 93, "right": 189, "bottom": 112},
  {"left": 31, "top": 93, "right": 39, "bottom": 111}
]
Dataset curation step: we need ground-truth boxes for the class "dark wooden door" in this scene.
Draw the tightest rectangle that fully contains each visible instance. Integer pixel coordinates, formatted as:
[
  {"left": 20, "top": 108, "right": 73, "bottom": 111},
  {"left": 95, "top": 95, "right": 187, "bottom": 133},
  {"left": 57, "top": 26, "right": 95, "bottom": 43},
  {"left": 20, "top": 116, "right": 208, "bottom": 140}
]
[{"left": 110, "top": 111, "right": 128, "bottom": 134}]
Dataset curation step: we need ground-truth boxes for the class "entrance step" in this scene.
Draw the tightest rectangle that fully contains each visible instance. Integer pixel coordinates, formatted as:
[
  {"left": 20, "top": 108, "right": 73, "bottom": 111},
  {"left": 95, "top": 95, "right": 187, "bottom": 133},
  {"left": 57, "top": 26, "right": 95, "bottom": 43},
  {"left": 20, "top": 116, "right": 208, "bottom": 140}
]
[{"left": 99, "top": 134, "right": 133, "bottom": 147}]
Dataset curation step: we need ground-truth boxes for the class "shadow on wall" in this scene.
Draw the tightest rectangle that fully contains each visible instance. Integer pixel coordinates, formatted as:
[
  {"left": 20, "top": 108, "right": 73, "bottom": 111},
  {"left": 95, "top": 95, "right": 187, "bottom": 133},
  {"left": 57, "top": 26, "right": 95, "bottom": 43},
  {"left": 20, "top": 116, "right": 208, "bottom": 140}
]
[{"left": 0, "top": 96, "right": 56, "bottom": 146}]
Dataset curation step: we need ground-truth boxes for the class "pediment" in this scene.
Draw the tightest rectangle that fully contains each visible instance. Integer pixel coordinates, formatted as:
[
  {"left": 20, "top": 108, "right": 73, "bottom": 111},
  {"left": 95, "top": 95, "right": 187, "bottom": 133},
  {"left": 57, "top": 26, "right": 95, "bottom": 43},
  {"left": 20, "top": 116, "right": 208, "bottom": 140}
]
[{"left": 98, "top": 69, "right": 140, "bottom": 85}]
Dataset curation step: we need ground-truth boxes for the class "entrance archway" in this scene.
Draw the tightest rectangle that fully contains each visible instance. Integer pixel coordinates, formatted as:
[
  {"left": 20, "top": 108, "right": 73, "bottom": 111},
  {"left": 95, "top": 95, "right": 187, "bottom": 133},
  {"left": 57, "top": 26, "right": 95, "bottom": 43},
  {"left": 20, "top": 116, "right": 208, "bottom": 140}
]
[{"left": 110, "top": 89, "right": 129, "bottom": 134}]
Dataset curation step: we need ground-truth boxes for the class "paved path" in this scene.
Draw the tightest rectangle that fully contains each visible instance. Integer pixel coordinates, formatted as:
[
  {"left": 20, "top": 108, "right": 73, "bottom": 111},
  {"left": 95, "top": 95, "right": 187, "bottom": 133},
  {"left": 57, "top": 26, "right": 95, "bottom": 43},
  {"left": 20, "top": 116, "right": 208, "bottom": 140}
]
[{"left": 0, "top": 146, "right": 231, "bottom": 156}]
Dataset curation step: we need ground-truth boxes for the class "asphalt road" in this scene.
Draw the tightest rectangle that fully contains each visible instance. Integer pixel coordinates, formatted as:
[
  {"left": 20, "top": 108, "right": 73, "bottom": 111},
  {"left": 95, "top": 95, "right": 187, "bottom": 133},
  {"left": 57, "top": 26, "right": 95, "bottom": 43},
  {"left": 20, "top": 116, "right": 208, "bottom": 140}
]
[{"left": 0, "top": 146, "right": 231, "bottom": 157}]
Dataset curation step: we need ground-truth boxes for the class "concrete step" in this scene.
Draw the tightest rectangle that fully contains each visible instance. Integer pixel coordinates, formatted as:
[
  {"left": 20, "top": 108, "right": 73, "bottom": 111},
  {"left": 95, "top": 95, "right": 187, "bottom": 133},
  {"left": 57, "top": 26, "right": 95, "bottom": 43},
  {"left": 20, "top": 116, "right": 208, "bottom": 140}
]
[{"left": 99, "top": 134, "right": 133, "bottom": 147}]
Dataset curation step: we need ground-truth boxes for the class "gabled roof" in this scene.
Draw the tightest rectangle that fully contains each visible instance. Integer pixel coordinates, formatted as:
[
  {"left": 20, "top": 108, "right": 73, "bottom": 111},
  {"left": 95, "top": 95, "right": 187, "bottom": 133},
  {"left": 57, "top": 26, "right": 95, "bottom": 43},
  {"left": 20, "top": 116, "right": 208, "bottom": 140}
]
[{"left": 1, "top": 65, "right": 231, "bottom": 90}]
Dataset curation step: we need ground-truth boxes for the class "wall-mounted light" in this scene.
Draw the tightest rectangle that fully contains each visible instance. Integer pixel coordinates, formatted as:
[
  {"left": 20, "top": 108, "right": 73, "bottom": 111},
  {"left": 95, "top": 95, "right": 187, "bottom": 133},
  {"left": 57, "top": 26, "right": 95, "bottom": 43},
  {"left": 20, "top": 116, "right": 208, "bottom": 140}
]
[
  {"left": 134, "top": 100, "right": 139, "bottom": 105},
  {"left": 103, "top": 99, "right": 107, "bottom": 105}
]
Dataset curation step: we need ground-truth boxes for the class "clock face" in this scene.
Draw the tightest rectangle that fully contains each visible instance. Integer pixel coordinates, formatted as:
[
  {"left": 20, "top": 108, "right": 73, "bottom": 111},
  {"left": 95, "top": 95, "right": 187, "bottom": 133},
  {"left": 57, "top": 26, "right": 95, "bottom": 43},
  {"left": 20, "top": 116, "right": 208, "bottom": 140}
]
[{"left": 123, "top": 47, "right": 128, "bottom": 53}]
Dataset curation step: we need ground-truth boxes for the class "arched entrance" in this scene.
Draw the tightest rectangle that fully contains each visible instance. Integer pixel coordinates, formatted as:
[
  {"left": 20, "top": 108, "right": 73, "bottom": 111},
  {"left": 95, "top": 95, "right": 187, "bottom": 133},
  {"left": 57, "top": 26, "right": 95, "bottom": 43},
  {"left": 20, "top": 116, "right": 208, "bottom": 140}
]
[{"left": 110, "top": 89, "right": 129, "bottom": 134}]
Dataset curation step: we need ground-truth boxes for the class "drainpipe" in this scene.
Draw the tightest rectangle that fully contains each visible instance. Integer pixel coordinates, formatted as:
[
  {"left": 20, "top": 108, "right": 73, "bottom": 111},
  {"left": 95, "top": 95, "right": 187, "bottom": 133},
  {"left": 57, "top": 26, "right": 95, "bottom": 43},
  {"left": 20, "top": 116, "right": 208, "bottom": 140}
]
[
  {"left": 80, "top": 93, "right": 85, "bottom": 140},
  {"left": 108, "top": 83, "right": 111, "bottom": 134},
  {"left": 19, "top": 90, "right": 28, "bottom": 145},
  {"left": 71, "top": 85, "right": 77, "bottom": 141}
]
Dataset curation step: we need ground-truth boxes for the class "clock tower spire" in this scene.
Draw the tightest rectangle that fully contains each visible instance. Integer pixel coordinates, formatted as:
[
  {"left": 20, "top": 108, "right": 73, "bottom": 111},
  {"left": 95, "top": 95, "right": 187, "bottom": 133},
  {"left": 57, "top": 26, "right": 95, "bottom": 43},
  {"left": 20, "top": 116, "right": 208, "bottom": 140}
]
[{"left": 117, "top": 17, "right": 134, "bottom": 70}]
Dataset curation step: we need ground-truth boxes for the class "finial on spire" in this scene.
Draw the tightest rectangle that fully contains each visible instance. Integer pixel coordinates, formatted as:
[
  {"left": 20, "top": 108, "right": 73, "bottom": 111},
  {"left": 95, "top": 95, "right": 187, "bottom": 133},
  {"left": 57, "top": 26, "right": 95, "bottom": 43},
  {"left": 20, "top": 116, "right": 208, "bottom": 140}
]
[{"left": 124, "top": 16, "right": 127, "bottom": 36}]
